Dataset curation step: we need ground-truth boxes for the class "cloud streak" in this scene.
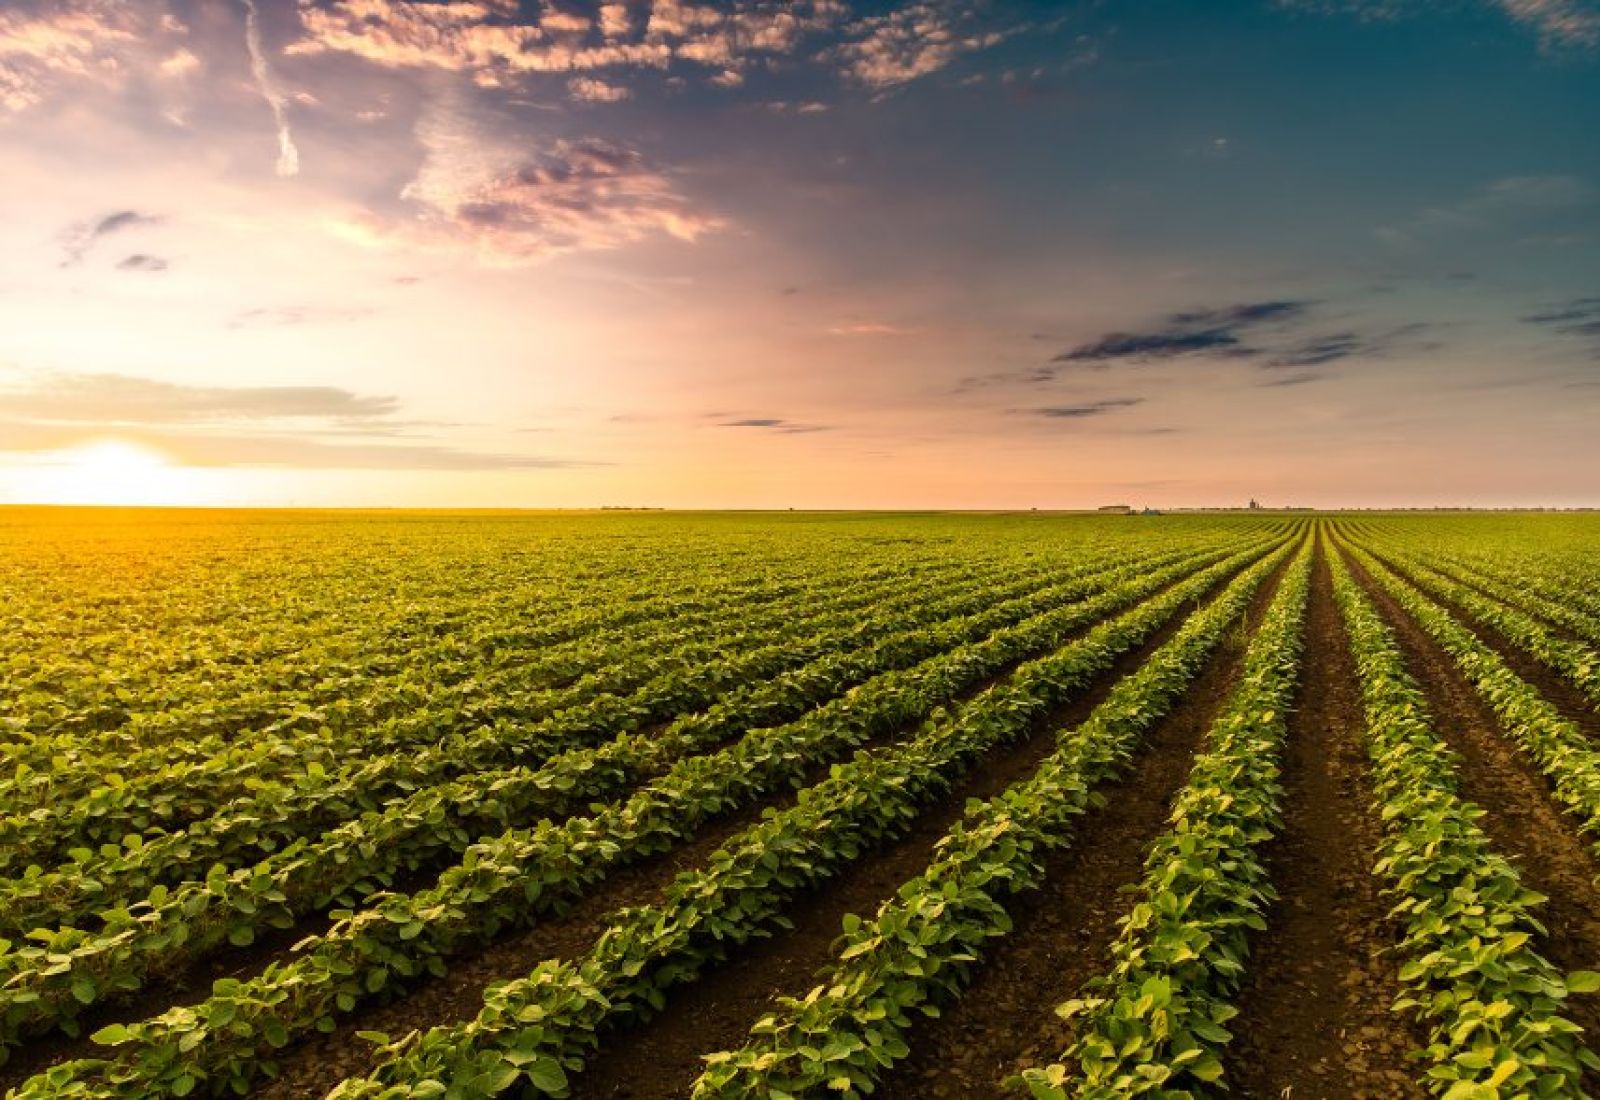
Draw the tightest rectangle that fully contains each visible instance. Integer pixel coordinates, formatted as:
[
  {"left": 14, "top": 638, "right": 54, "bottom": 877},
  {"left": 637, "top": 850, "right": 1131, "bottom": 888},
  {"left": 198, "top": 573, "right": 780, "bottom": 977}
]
[
  {"left": 1053, "top": 300, "right": 1314, "bottom": 366},
  {"left": 229, "top": 306, "right": 375, "bottom": 328},
  {"left": 242, "top": 0, "right": 300, "bottom": 177},
  {"left": 718, "top": 416, "right": 831, "bottom": 434},
  {"left": 1020, "top": 397, "right": 1145, "bottom": 419},
  {"left": 1523, "top": 295, "right": 1600, "bottom": 354},
  {"left": 0, "top": 371, "right": 402, "bottom": 424},
  {"left": 0, "top": 371, "right": 603, "bottom": 470}
]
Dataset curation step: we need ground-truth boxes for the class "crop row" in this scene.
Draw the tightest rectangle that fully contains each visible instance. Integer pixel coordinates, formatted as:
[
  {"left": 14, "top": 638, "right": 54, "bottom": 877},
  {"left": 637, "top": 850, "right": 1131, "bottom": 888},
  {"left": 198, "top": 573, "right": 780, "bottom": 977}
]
[
  {"left": 0, "top": 546, "right": 1089, "bottom": 939},
  {"left": 12, "top": 540, "right": 1281, "bottom": 1096},
  {"left": 1342, "top": 539, "right": 1600, "bottom": 865},
  {"left": 308, "top": 541, "right": 1281, "bottom": 1100},
  {"left": 1412, "top": 550, "right": 1600, "bottom": 651},
  {"left": 1344, "top": 519, "right": 1600, "bottom": 635},
  {"left": 1367, "top": 545, "right": 1600, "bottom": 709},
  {"left": 3, "top": 540, "right": 776, "bottom": 750},
  {"left": 1328, "top": 539, "right": 1600, "bottom": 1095},
  {"left": 0, "top": 552, "right": 1047, "bottom": 869},
  {"left": 0, "top": 543, "right": 1167, "bottom": 1046},
  {"left": 688, "top": 533, "right": 1299, "bottom": 1098},
  {"left": 0, "top": 551, "right": 997, "bottom": 817},
  {"left": 1016, "top": 534, "right": 1311, "bottom": 1098}
]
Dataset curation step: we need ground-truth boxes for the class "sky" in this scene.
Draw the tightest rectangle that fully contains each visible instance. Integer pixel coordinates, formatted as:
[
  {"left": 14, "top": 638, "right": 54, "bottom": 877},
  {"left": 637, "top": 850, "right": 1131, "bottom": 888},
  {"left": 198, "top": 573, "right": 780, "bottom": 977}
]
[{"left": 0, "top": 0, "right": 1597, "bottom": 509}]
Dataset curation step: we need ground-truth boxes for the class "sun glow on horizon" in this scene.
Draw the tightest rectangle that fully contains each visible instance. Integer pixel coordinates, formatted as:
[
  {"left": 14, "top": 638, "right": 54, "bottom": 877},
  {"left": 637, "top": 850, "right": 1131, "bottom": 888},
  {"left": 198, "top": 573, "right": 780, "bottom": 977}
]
[{"left": 9, "top": 439, "right": 205, "bottom": 507}]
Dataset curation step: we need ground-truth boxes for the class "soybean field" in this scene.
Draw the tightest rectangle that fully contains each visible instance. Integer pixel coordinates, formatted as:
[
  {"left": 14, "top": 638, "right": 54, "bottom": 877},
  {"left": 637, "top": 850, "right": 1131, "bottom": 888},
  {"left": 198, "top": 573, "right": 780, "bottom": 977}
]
[{"left": 2, "top": 508, "right": 1600, "bottom": 1100}]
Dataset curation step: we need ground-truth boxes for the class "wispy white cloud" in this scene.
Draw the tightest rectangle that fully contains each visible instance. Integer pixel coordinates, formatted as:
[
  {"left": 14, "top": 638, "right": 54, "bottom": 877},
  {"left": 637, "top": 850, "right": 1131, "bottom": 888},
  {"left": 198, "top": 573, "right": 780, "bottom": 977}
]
[
  {"left": 0, "top": 370, "right": 599, "bottom": 469},
  {"left": 0, "top": 370, "right": 400, "bottom": 423},
  {"left": 242, "top": 0, "right": 300, "bottom": 176},
  {"left": 1378, "top": 173, "right": 1598, "bottom": 250}
]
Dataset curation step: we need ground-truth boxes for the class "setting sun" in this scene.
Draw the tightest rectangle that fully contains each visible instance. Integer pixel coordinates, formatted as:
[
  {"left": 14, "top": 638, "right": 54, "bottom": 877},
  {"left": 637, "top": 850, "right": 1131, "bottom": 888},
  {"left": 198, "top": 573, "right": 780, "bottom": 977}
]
[{"left": 18, "top": 439, "right": 200, "bottom": 507}]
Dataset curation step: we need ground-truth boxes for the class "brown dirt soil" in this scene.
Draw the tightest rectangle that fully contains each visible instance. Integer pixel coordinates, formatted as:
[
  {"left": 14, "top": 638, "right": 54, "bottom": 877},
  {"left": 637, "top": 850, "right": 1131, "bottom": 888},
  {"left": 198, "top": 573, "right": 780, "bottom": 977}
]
[
  {"left": 865, "top": 548, "right": 1296, "bottom": 1100},
  {"left": 1342, "top": 545, "right": 1600, "bottom": 1081},
  {"left": 247, "top": 554, "right": 1256, "bottom": 1099},
  {"left": 563, "top": 551, "right": 1290, "bottom": 1100},
  {"left": 1226, "top": 543, "right": 1425, "bottom": 1100}
]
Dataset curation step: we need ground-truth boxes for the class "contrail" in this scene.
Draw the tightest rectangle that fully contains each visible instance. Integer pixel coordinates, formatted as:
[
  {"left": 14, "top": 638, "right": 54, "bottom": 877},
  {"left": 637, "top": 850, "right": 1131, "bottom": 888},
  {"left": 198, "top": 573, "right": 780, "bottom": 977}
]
[{"left": 242, "top": 0, "right": 300, "bottom": 177}]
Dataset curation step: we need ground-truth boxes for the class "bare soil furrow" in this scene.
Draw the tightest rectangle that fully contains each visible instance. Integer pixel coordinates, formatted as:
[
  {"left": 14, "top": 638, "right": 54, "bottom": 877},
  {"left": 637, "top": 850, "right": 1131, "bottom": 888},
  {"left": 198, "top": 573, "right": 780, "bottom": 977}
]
[{"left": 1227, "top": 543, "right": 1424, "bottom": 1100}]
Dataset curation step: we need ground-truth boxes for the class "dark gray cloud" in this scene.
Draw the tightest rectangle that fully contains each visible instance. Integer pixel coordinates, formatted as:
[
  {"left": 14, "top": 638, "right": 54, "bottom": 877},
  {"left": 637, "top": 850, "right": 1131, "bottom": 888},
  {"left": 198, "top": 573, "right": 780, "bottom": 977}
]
[
  {"left": 61, "top": 210, "right": 162, "bottom": 265},
  {"left": 1020, "top": 397, "right": 1145, "bottom": 419},
  {"left": 1266, "top": 332, "right": 1363, "bottom": 367},
  {"left": 1522, "top": 296, "right": 1600, "bottom": 350},
  {"left": 1053, "top": 300, "right": 1314, "bottom": 367},
  {"left": 116, "top": 254, "right": 169, "bottom": 273},
  {"left": 718, "top": 417, "right": 831, "bottom": 434},
  {"left": 1259, "top": 372, "right": 1327, "bottom": 388},
  {"left": 93, "top": 211, "right": 157, "bottom": 236},
  {"left": 1166, "top": 301, "right": 1311, "bottom": 328},
  {"left": 1047, "top": 300, "right": 1439, "bottom": 387},
  {"left": 1261, "top": 322, "right": 1438, "bottom": 375}
]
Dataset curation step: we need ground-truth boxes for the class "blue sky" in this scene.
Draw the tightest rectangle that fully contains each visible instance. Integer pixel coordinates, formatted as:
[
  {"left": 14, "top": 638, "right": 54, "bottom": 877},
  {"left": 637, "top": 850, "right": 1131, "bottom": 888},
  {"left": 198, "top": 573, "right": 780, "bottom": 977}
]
[{"left": 0, "top": 0, "right": 1596, "bottom": 507}]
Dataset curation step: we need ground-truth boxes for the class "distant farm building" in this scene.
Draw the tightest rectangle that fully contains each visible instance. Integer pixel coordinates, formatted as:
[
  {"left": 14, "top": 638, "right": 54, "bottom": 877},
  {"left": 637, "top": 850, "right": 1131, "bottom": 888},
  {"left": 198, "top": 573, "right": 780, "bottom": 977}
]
[{"left": 1098, "top": 504, "right": 1133, "bottom": 514}]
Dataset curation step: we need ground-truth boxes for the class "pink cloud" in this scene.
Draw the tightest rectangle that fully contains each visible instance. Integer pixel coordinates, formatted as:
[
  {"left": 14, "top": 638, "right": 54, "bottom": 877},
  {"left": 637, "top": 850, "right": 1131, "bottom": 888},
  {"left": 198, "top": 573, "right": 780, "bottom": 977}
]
[
  {"left": 0, "top": 1, "right": 157, "bottom": 112},
  {"left": 832, "top": 2, "right": 1017, "bottom": 89},
  {"left": 568, "top": 75, "right": 631, "bottom": 102},
  {"left": 291, "top": 0, "right": 849, "bottom": 84},
  {"left": 343, "top": 120, "right": 724, "bottom": 265},
  {"left": 1498, "top": 0, "right": 1600, "bottom": 48}
]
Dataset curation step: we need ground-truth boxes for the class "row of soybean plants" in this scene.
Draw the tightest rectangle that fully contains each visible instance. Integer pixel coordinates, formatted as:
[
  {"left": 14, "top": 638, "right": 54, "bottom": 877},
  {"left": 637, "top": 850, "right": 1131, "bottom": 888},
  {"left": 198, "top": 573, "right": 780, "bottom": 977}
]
[
  {"left": 1357, "top": 537, "right": 1600, "bottom": 709},
  {"left": 1346, "top": 516, "right": 1600, "bottom": 636},
  {"left": 1393, "top": 540, "right": 1600, "bottom": 651},
  {"left": 11, "top": 538, "right": 1285, "bottom": 1097},
  {"left": 1, "top": 520, "right": 722, "bottom": 752},
  {"left": 1014, "top": 534, "right": 1312, "bottom": 1098},
  {"left": 0, "top": 547, "right": 967, "bottom": 816},
  {"left": 689, "top": 532, "right": 1301, "bottom": 1098},
  {"left": 311, "top": 538, "right": 1285, "bottom": 1100},
  {"left": 702, "top": 527, "right": 1600, "bottom": 1100},
  {"left": 0, "top": 534, "right": 1192, "bottom": 935},
  {"left": 0, "top": 548, "right": 1088, "bottom": 941},
  {"left": 1325, "top": 542, "right": 1600, "bottom": 1096},
  {"left": 0, "top": 549, "right": 1013, "bottom": 869},
  {"left": 0, "top": 537, "right": 1171, "bottom": 1055},
  {"left": 1338, "top": 532, "right": 1600, "bottom": 869}
]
